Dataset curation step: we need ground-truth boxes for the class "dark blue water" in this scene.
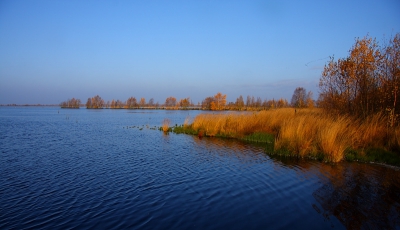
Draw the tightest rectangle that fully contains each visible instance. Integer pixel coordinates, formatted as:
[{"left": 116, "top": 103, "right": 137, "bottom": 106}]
[{"left": 1, "top": 107, "right": 399, "bottom": 229}]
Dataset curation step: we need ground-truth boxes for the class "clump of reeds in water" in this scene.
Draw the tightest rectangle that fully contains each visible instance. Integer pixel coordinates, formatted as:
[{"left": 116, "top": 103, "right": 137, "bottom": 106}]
[
  {"left": 162, "top": 118, "right": 171, "bottom": 132},
  {"left": 179, "top": 108, "right": 399, "bottom": 163}
]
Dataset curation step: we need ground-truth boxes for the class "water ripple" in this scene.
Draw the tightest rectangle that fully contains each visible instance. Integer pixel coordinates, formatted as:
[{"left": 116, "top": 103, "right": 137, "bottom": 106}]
[{"left": 1, "top": 108, "right": 399, "bottom": 229}]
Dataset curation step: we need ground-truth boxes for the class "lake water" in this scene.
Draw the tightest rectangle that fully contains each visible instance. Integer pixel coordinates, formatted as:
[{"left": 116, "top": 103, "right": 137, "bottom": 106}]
[{"left": 1, "top": 107, "right": 399, "bottom": 229}]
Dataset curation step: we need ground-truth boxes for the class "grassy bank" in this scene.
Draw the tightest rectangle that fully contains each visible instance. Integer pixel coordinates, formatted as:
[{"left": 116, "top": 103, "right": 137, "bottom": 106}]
[{"left": 168, "top": 108, "right": 400, "bottom": 165}]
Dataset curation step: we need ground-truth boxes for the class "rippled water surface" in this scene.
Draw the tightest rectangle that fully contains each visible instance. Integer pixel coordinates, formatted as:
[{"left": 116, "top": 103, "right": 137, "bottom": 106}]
[{"left": 1, "top": 107, "right": 399, "bottom": 229}]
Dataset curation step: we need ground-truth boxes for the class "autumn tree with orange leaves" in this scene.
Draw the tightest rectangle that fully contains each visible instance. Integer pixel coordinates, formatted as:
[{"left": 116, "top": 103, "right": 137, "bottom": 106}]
[
  {"left": 201, "top": 97, "right": 214, "bottom": 110},
  {"left": 110, "top": 99, "right": 124, "bottom": 108},
  {"left": 319, "top": 33, "right": 400, "bottom": 124},
  {"left": 179, "top": 97, "right": 191, "bottom": 109},
  {"left": 139, "top": 98, "right": 146, "bottom": 107},
  {"left": 214, "top": 92, "right": 226, "bottom": 110},
  {"left": 202, "top": 93, "right": 226, "bottom": 110},
  {"left": 165, "top": 97, "right": 177, "bottom": 107},
  {"left": 86, "top": 95, "right": 104, "bottom": 109}
]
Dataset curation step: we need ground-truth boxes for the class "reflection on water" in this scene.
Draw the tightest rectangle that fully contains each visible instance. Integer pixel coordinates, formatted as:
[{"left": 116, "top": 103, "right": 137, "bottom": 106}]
[
  {"left": 190, "top": 135, "right": 270, "bottom": 164},
  {"left": 190, "top": 136, "right": 400, "bottom": 229},
  {"left": 313, "top": 163, "right": 400, "bottom": 229}
]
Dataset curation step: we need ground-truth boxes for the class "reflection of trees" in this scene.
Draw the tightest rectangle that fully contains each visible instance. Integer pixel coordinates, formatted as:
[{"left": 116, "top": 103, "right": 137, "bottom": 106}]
[
  {"left": 313, "top": 163, "right": 400, "bottom": 229},
  {"left": 188, "top": 135, "right": 400, "bottom": 228}
]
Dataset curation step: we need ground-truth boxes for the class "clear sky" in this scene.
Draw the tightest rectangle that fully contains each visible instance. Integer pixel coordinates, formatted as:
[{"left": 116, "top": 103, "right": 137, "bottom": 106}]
[{"left": 0, "top": 0, "right": 399, "bottom": 105}]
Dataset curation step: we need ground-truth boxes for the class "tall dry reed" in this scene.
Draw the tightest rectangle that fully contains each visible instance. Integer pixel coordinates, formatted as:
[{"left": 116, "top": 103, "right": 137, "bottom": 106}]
[
  {"left": 162, "top": 118, "right": 171, "bottom": 132},
  {"left": 187, "top": 108, "right": 396, "bottom": 162}
]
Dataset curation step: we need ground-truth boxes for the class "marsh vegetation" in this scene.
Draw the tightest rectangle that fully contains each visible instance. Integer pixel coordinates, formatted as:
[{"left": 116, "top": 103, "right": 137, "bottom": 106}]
[{"left": 171, "top": 108, "right": 400, "bottom": 165}]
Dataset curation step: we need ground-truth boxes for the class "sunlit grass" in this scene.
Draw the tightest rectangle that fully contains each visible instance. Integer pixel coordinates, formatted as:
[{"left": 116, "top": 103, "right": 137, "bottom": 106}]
[{"left": 174, "top": 108, "right": 400, "bottom": 164}]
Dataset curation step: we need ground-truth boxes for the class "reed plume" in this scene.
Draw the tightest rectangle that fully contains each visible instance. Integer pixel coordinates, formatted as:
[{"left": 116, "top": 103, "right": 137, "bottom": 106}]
[{"left": 162, "top": 118, "right": 171, "bottom": 132}]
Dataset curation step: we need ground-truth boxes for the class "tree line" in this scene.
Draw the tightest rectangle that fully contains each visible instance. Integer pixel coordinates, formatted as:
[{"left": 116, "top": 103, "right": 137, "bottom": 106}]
[
  {"left": 291, "top": 87, "right": 314, "bottom": 109},
  {"left": 63, "top": 93, "right": 299, "bottom": 111},
  {"left": 201, "top": 92, "right": 292, "bottom": 110},
  {"left": 60, "top": 98, "right": 81, "bottom": 108},
  {"left": 83, "top": 95, "right": 196, "bottom": 109}
]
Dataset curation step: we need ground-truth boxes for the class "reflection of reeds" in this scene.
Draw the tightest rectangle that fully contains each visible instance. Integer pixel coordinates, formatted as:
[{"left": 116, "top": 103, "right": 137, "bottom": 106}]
[
  {"left": 185, "top": 108, "right": 398, "bottom": 163},
  {"left": 162, "top": 118, "right": 171, "bottom": 132}
]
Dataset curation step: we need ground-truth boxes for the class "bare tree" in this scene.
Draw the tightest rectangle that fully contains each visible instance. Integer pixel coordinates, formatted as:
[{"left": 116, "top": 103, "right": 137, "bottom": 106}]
[
  {"left": 235, "top": 95, "right": 245, "bottom": 110},
  {"left": 165, "top": 97, "right": 177, "bottom": 107},
  {"left": 87, "top": 95, "right": 104, "bottom": 109},
  {"left": 60, "top": 98, "right": 81, "bottom": 108},
  {"left": 291, "top": 87, "right": 307, "bottom": 108},
  {"left": 126, "top": 97, "right": 137, "bottom": 108}
]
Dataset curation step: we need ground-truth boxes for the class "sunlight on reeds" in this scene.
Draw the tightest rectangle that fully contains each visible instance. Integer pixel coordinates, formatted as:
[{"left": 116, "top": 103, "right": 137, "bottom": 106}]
[
  {"left": 317, "top": 117, "right": 350, "bottom": 162},
  {"left": 275, "top": 115, "right": 318, "bottom": 158},
  {"left": 184, "top": 108, "right": 399, "bottom": 163}
]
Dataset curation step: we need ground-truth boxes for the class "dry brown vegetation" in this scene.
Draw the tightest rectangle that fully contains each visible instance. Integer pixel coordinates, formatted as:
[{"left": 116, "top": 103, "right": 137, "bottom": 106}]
[
  {"left": 186, "top": 108, "right": 398, "bottom": 162},
  {"left": 162, "top": 118, "right": 171, "bottom": 132}
]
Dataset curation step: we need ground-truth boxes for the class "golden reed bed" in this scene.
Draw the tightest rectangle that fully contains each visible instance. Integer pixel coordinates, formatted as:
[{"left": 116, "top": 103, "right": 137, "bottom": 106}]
[{"left": 185, "top": 108, "right": 399, "bottom": 162}]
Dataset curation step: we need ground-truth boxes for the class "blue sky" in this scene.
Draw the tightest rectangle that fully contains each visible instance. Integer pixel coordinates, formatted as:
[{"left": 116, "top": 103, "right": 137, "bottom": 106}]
[{"left": 0, "top": 0, "right": 399, "bottom": 104}]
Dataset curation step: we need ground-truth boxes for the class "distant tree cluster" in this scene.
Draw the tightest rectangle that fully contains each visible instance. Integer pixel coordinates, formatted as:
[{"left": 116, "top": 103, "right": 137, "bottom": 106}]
[
  {"left": 86, "top": 95, "right": 104, "bottom": 109},
  {"left": 60, "top": 98, "right": 81, "bottom": 108},
  {"left": 318, "top": 33, "right": 400, "bottom": 125},
  {"left": 227, "top": 95, "right": 289, "bottom": 110},
  {"left": 125, "top": 97, "right": 138, "bottom": 108},
  {"left": 291, "top": 87, "right": 314, "bottom": 108},
  {"left": 164, "top": 96, "right": 194, "bottom": 109},
  {"left": 165, "top": 97, "right": 177, "bottom": 107},
  {"left": 110, "top": 99, "right": 125, "bottom": 109},
  {"left": 202, "top": 92, "right": 226, "bottom": 110},
  {"left": 105, "top": 97, "right": 158, "bottom": 109},
  {"left": 201, "top": 92, "right": 290, "bottom": 111},
  {"left": 81, "top": 95, "right": 194, "bottom": 109},
  {"left": 179, "top": 97, "right": 191, "bottom": 109}
]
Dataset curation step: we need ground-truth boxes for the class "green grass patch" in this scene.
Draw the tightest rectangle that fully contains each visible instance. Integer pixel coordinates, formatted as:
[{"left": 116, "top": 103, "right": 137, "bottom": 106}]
[
  {"left": 158, "top": 126, "right": 173, "bottom": 132},
  {"left": 345, "top": 148, "right": 400, "bottom": 166},
  {"left": 241, "top": 132, "right": 274, "bottom": 143},
  {"left": 240, "top": 132, "right": 275, "bottom": 153},
  {"left": 172, "top": 125, "right": 198, "bottom": 135}
]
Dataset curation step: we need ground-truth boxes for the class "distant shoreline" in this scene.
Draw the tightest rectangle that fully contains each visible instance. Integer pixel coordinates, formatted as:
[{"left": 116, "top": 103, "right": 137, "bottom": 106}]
[
  {"left": 0, "top": 105, "right": 205, "bottom": 110},
  {"left": 0, "top": 104, "right": 60, "bottom": 107}
]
